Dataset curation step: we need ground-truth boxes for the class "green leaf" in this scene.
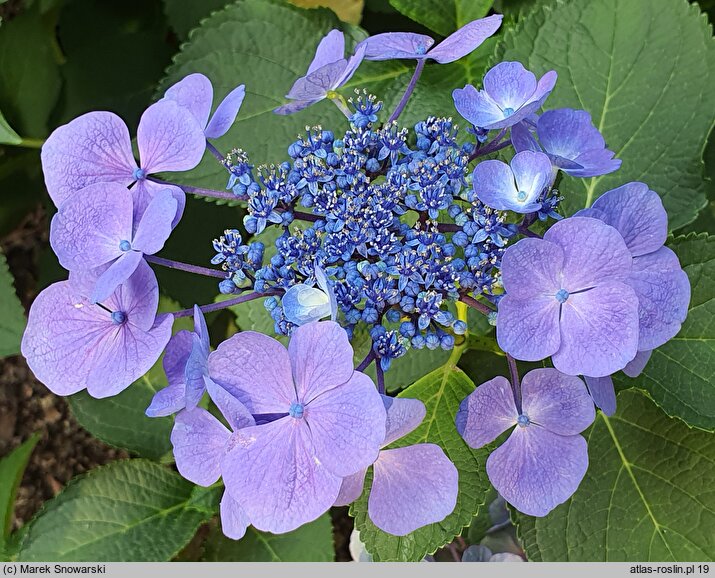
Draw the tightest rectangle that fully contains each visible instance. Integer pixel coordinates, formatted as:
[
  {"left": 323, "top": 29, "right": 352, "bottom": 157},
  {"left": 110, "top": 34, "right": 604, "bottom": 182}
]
[
  {"left": 67, "top": 298, "right": 192, "bottom": 460},
  {"left": 494, "top": 0, "right": 715, "bottom": 230},
  {"left": 389, "top": 0, "right": 493, "bottom": 36},
  {"left": 0, "top": 109, "right": 21, "bottom": 145},
  {"left": 16, "top": 460, "right": 217, "bottom": 562},
  {"left": 163, "top": 0, "right": 233, "bottom": 40},
  {"left": 515, "top": 390, "right": 715, "bottom": 561},
  {"left": 203, "top": 513, "right": 334, "bottom": 561},
  {"left": 618, "top": 233, "right": 715, "bottom": 431},
  {"left": 0, "top": 7, "right": 61, "bottom": 138},
  {"left": 351, "top": 353, "right": 491, "bottom": 561},
  {"left": 0, "top": 434, "right": 40, "bottom": 545},
  {"left": 0, "top": 249, "right": 26, "bottom": 357}
]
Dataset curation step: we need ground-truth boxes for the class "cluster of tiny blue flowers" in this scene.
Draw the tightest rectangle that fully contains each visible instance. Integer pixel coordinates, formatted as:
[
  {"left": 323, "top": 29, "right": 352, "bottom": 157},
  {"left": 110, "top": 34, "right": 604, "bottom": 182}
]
[{"left": 212, "top": 92, "right": 561, "bottom": 370}]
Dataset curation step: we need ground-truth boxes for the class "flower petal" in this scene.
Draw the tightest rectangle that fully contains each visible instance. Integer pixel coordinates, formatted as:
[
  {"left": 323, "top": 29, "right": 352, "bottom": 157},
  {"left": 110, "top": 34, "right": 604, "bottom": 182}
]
[
  {"left": 510, "top": 120, "right": 541, "bottom": 153},
  {"left": 162, "top": 73, "right": 213, "bottom": 130},
  {"left": 208, "top": 331, "right": 295, "bottom": 413},
  {"left": 161, "top": 329, "right": 192, "bottom": 387},
  {"left": 496, "top": 295, "right": 561, "bottom": 362},
  {"left": 131, "top": 181, "right": 186, "bottom": 229},
  {"left": 520, "top": 368, "right": 595, "bottom": 434},
  {"left": 456, "top": 375, "right": 517, "bottom": 448},
  {"left": 307, "top": 29, "right": 345, "bottom": 75},
  {"left": 554, "top": 281, "right": 640, "bottom": 377},
  {"left": 273, "top": 99, "right": 322, "bottom": 115},
  {"left": 369, "top": 444, "right": 458, "bottom": 535},
  {"left": 333, "top": 469, "right": 367, "bottom": 507},
  {"left": 288, "top": 320, "right": 355, "bottom": 402},
  {"left": 334, "top": 43, "right": 366, "bottom": 88},
  {"left": 205, "top": 84, "right": 246, "bottom": 139},
  {"left": 41, "top": 111, "right": 136, "bottom": 207},
  {"left": 584, "top": 375, "right": 617, "bottom": 416},
  {"left": 358, "top": 32, "right": 434, "bottom": 61},
  {"left": 222, "top": 419, "right": 342, "bottom": 534},
  {"left": 91, "top": 250, "right": 143, "bottom": 304},
  {"left": 537, "top": 109, "right": 603, "bottom": 161},
  {"left": 511, "top": 150, "right": 552, "bottom": 205},
  {"left": 220, "top": 491, "right": 250, "bottom": 540},
  {"left": 486, "top": 427, "right": 588, "bottom": 517},
  {"left": 131, "top": 189, "right": 177, "bottom": 256},
  {"left": 427, "top": 15, "right": 503, "bottom": 64},
  {"left": 286, "top": 61, "right": 346, "bottom": 100},
  {"left": 306, "top": 371, "right": 385, "bottom": 477},
  {"left": 206, "top": 378, "right": 256, "bottom": 432},
  {"left": 452, "top": 84, "right": 505, "bottom": 129},
  {"left": 483, "top": 62, "right": 536, "bottom": 111},
  {"left": 500, "top": 237, "right": 563, "bottom": 298},
  {"left": 623, "top": 349, "right": 652, "bottom": 377},
  {"left": 145, "top": 382, "right": 186, "bottom": 418},
  {"left": 171, "top": 407, "right": 230, "bottom": 486},
  {"left": 382, "top": 395, "right": 426, "bottom": 446},
  {"left": 137, "top": 100, "right": 206, "bottom": 174},
  {"left": 472, "top": 158, "right": 519, "bottom": 211}
]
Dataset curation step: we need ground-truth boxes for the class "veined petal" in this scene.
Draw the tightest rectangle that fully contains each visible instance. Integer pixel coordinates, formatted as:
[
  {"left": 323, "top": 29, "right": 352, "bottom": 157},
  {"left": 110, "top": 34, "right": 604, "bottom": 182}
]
[
  {"left": 171, "top": 407, "right": 230, "bottom": 486},
  {"left": 220, "top": 491, "right": 250, "bottom": 540},
  {"left": 382, "top": 395, "right": 426, "bottom": 446},
  {"left": 496, "top": 294, "right": 561, "bottom": 362},
  {"left": 584, "top": 375, "right": 617, "bottom": 416},
  {"left": 427, "top": 15, "right": 502, "bottom": 64},
  {"left": 206, "top": 84, "right": 246, "bottom": 139},
  {"left": 131, "top": 189, "right": 177, "bottom": 255},
  {"left": 307, "top": 29, "right": 345, "bottom": 75},
  {"left": 358, "top": 32, "right": 434, "bottom": 61},
  {"left": 162, "top": 73, "right": 213, "bottom": 129},
  {"left": 456, "top": 376, "right": 517, "bottom": 448}
]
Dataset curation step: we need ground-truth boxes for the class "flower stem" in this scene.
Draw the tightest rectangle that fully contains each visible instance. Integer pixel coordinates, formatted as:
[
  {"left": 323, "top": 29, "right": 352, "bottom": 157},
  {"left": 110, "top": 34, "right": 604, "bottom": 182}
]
[
  {"left": 375, "top": 362, "right": 385, "bottom": 395},
  {"left": 469, "top": 128, "right": 510, "bottom": 161},
  {"left": 387, "top": 59, "right": 426, "bottom": 124},
  {"left": 328, "top": 93, "right": 353, "bottom": 119},
  {"left": 356, "top": 350, "right": 376, "bottom": 373},
  {"left": 145, "top": 255, "right": 226, "bottom": 279},
  {"left": 506, "top": 353, "right": 522, "bottom": 413},
  {"left": 458, "top": 293, "right": 495, "bottom": 316},
  {"left": 206, "top": 141, "right": 225, "bottom": 163},
  {"left": 292, "top": 210, "right": 321, "bottom": 223},
  {"left": 149, "top": 177, "right": 239, "bottom": 202},
  {"left": 171, "top": 291, "right": 277, "bottom": 319},
  {"left": 14, "top": 138, "right": 45, "bottom": 149}
]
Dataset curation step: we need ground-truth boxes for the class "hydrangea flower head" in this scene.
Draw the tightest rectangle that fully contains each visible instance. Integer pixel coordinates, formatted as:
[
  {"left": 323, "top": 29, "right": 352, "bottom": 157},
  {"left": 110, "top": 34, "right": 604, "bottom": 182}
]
[
  {"left": 472, "top": 150, "right": 553, "bottom": 213},
  {"left": 162, "top": 73, "right": 246, "bottom": 139},
  {"left": 211, "top": 321, "right": 386, "bottom": 533},
  {"left": 457, "top": 369, "right": 595, "bottom": 516},
  {"left": 334, "top": 395, "right": 458, "bottom": 535},
  {"left": 21, "top": 261, "right": 173, "bottom": 398},
  {"left": 358, "top": 15, "right": 502, "bottom": 63},
  {"left": 512, "top": 108, "right": 621, "bottom": 177},
  {"left": 453, "top": 62, "right": 557, "bottom": 130},
  {"left": 496, "top": 216, "right": 640, "bottom": 377},
  {"left": 274, "top": 30, "right": 366, "bottom": 115},
  {"left": 41, "top": 99, "right": 205, "bottom": 222},
  {"left": 50, "top": 182, "right": 178, "bottom": 303}
]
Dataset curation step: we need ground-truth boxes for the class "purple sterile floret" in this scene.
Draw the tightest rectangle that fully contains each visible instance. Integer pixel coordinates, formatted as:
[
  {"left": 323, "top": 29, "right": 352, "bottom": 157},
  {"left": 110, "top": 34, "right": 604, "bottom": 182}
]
[
  {"left": 456, "top": 369, "right": 595, "bottom": 516},
  {"left": 274, "top": 30, "right": 366, "bottom": 115},
  {"left": 209, "top": 321, "right": 386, "bottom": 533},
  {"left": 472, "top": 150, "right": 552, "bottom": 213},
  {"left": 334, "top": 396, "right": 458, "bottom": 536},
  {"left": 41, "top": 98, "right": 206, "bottom": 222},
  {"left": 358, "top": 15, "right": 502, "bottom": 64},
  {"left": 21, "top": 261, "right": 173, "bottom": 399},
  {"left": 496, "top": 216, "right": 640, "bottom": 377},
  {"left": 453, "top": 62, "right": 557, "bottom": 130},
  {"left": 50, "top": 181, "right": 178, "bottom": 303},
  {"left": 146, "top": 305, "right": 213, "bottom": 417},
  {"left": 511, "top": 109, "right": 621, "bottom": 177},
  {"left": 162, "top": 73, "right": 246, "bottom": 139}
]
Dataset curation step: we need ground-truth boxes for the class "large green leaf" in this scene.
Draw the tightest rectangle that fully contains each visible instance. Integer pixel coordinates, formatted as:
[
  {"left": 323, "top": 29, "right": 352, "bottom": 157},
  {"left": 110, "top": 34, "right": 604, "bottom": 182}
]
[
  {"left": 389, "top": 0, "right": 493, "bottom": 36},
  {"left": 0, "top": 249, "right": 26, "bottom": 357},
  {"left": 515, "top": 390, "right": 715, "bottom": 561},
  {"left": 203, "top": 513, "right": 334, "bottom": 561},
  {"left": 495, "top": 0, "right": 715, "bottom": 230},
  {"left": 0, "top": 434, "right": 40, "bottom": 546},
  {"left": 350, "top": 353, "right": 491, "bottom": 561},
  {"left": 15, "top": 460, "right": 218, "bottom": 562},
  {"left": 68, "top": 298, "right": 192, "bottom": 460},
  {"left": 0, "top": 7, "right": 61, "bottom": 138},
  {"left": 620, "top": 233, "right": 715, "bottom": 431}
]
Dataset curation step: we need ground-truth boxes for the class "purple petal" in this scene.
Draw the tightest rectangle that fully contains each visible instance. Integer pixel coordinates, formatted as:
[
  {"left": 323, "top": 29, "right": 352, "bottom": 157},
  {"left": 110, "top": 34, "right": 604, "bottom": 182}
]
[
  {"left": 472, "top": 159, "right": 519, "bottom": 211},
  {"left": 427, "top": 15, "right": 503, "bottom": 64},
  {"left": 132, "top": 181, "right": 186, "bottom": 229},
  {"left": 206, "top": 379, "right": 256, "bottom": 432},
  {"left": 543, "top": 216, "right": 632, "bottom": 290},
  {"left": 273, "top": 99, "right": 321, "bottom": 115},
  {"left": 91, "top": 250, "right": 143, "bottom": 304},
  {"left": 162, "top": 329, "right": 193, "bottom": 387},
  {"left": 590, "top": 182, "right": 668, "bottom": 257},
  {"left": 192, "top": 304, "right": 209, "bottom": 349},
  {"left": 184, "top": 334, "right": 209, "bottom": 409},
  {"left": 496, "top": 295, "right": 561, "bottom": 362},
  {"left": 566, "top": 149, "right": 621, "bottom": 178},
  {"left": 452, "top": 84, "right": 505, "bottom": 129},
  {"left": 306, "top": 372, "right": 385, "bottom": 477},
  {"left": 554, "top": 281, "right": 640, "bottom": 377},
  {"left": 623, "top": 349, "right": 652, "bottom": 377},
  {"left": 500, "top": 237, "right": 563, "bottom": 298},
  {"left": 628, "top": 247, "right": 690, "bottom": 350},
  {"left": 286, "top": 61, "right": 346, "bottom": 100},
  {"left": 131, "top": 189, "right": 178, "bottom": 255},
  {"left": 162, "top": 73, "right": 213, "bottom": 130},
  {"left": 483, "top": 61, "right": 535, "bottom": 109},
  {"left": 510, "top": 121, "right": 541, "bottom": 153},
  {"left": 520, "top": 368, "right": 595, "bottom": 434},
  {"left": 222, "top": 418, "right": 342, "bottom": 534},
  {"left": 358, "top": 32, "right": 434, "bottom": 61},
  {"left": 584, "top": 375, "right": 617, "bottom": 416},
  {"left": 456, "top": 376, "right": 517, "bottom": 448},
  {"left": 41, "top": 111, "right": 137, "bottom": 207},
  {"left": 209, "top": 331, "right": 295, "bottom": 413},
  {"left": 205, "top": 84, "right": 246, "bottom": 139},
  {"left": 334, "top": 43, "right": 366, "bottom": 88},
  {"left": 288, "top": 321, "right": 355, "bottom": 403},
  {"left": 136, "top": 100, "right": 206, "bottom": 174},
  {"left": 171, "top": 407, "right": 230, "bottom": 486},
  {"left": 486, "top": 427, "right": 588, "bottom": 517},
  {"left": 334, "top": 469, "right": 366, "bottom": 507},
  {"left": 369, "top": 444, "right": 458, "bottom": 535},
  {"left": 49, "top": 182, "right": 133, "bottom": 271},
  {"left": 220, "top": 491, "right": 250, "bottom": 540},
  {"left": 509, "top": 150, "right": 552, "bottom": 211},
  {"left": 382, "top": 395, "right": 426, "bottom": 446},
  {"left": 537, "top": 109, "right": 603, "bottom": 161},
  {"left": 145, "top": 382, "right": 186, "bottom": 418},
  {"left": 307, "top": 29, "right": 345, "bottom": 75}
]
